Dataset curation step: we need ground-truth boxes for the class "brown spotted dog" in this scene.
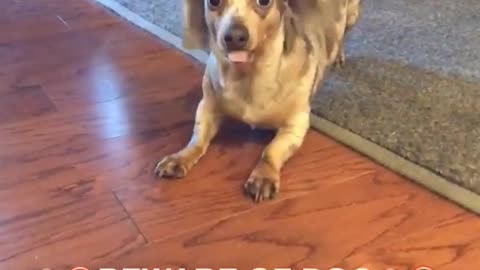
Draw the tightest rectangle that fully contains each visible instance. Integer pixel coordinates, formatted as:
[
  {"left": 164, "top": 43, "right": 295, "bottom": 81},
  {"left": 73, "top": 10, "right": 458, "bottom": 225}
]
[{"left": 154, "top": 0, "right": 362, "bottom": 202}]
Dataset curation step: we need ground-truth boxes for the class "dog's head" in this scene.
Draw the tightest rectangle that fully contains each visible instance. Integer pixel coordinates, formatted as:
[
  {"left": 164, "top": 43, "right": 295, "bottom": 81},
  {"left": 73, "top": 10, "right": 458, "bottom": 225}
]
[{"left": 183, "top": 0, "right": 289, "bottom": 64}]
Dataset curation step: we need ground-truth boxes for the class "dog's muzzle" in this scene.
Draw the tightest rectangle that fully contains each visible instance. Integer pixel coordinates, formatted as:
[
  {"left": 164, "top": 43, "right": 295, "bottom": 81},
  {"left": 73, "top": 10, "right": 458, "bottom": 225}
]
[
  {"left": 222, "top": 23, "right": 251, "bottom": 63},
  {"left": 223, "top": 23, "right": 249, "bottom": 50}
]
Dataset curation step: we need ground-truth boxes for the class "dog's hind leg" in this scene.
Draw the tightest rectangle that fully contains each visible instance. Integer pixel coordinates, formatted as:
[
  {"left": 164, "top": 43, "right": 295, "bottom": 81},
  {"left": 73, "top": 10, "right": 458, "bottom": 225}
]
[
  {"left": 154, "top": 77, "right": 223, "bottom": 179},
  {"left": 334, "top": 38, "right": 347, "bottom": 68},
  {"left": 335, "top": 0, "right": 361, "bottom": 67},
  {"left": 244, "top": 112, "right": 310, "bottom": 202},
  {"left": 346, "top": 0, "right": 361, "bottom": 30}
]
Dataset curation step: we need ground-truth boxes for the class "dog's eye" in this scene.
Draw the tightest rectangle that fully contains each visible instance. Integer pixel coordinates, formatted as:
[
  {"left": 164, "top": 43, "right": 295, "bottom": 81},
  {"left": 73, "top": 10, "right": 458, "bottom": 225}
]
[
  {"left": 256, "top": 0, "right": 272, "bottom": 7},
  {"left": 208, "top": 0, "right": 222, "bottom": 9}
]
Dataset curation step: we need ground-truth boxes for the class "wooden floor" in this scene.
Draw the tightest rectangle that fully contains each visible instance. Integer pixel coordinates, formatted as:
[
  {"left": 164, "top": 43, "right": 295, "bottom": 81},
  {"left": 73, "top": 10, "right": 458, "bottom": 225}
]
[{"left": 1, "top": 0, "right": 478, "bottom": 270}]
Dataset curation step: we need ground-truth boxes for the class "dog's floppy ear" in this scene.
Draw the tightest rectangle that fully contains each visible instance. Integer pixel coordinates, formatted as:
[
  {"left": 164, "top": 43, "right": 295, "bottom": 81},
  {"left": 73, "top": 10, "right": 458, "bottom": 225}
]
[{"left": 183, "top": 0, "right": 208, "bottom": 50}]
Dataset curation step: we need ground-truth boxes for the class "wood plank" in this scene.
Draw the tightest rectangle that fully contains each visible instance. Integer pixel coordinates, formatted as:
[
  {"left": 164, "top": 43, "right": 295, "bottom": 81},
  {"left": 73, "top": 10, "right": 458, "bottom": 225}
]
[
  {"left": 0, "top": 74, "right": 200, "bottom": 146},
  {"left": 43, "top": 49, "right": 203, "bottom": 108},
  {"left": 0, "top": 85, "right": 57, "bottom": 125},
  {"left": 340, "top": 213, "right": 480, "bottom": 270},
  {"left": 0, "top": 22, "right": 166, "bottom": 86},
  {"left": 1, "top": 220, "right": 145, "bottom": 270},
  {"left": 0, "top": 87, "right": 201, "bottom": 184},
  {"left": 0, "top": 184, "right": 145, "bottom": 269},
  {"left": 0, "top": 7, "right": 116, "bottom": 44},
  {"left": 111, "top": 131, "right": 375, "bottom": 242},
  {"left": 0, "top": 0, "right": 91, "bottom": 23},
  {"left": 102, "top": 169, "right": 466, "bottom": 269}
]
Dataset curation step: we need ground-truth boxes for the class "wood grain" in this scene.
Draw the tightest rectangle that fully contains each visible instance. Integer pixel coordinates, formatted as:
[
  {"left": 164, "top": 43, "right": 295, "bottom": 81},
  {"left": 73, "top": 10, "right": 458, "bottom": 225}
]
[
  {"left": 0, "top": 183, "right": 144, "bottom": 270},
  {"left": 0, "top": 0, "right": 477, "bottom": 269},
  {"left": 103, "top": 169, "right": 467, "bottom": 270},
  {"left": 0, "top": 85, "right": 56, "bottom": 125},
  {"left": 113, "top": 132, "right": 375, "bottom": 241},
  {"left": 340, "top": 213, "right": 480, "bottom": 270},
  {"left": 0, "top": 4, "right": 115, "bottom": 44}
]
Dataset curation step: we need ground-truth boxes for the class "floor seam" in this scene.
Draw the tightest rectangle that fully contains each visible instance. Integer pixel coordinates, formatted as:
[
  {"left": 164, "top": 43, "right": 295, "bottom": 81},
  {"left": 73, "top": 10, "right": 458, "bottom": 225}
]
[
  {"left": 128, "top": 170, "right": 377, "bottom": 247},
  {"left": 112, "top": 190, "right": 149, "bottom": 244}
]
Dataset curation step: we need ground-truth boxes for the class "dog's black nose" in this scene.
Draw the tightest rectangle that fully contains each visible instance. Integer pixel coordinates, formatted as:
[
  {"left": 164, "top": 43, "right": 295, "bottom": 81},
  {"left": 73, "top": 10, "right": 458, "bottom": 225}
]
[{"left": 223, "top": 24, "right": 249, "bottom": 50}]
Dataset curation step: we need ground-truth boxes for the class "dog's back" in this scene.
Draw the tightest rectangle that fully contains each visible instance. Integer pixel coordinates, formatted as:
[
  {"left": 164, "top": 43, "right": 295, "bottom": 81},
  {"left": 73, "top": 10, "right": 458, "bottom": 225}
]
[{"left": 290, "top": 0, "right": 361, "bottom": 65}]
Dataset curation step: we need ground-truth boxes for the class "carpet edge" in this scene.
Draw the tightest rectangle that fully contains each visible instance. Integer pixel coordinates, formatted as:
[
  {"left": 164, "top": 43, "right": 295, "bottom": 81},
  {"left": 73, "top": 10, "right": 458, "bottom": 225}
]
[
  {"left": 310, "top": 114, "right": 480, "bottom": 214},
  {"left": 95, "top": 0, "right": 480, "bottom": 215}
]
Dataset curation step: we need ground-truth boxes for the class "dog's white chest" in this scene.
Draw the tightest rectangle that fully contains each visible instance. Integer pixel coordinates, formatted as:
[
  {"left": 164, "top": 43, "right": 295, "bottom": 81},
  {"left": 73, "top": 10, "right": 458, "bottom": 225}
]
[{"left": 220, "top": 81, "right": 291, "bottom": 128}]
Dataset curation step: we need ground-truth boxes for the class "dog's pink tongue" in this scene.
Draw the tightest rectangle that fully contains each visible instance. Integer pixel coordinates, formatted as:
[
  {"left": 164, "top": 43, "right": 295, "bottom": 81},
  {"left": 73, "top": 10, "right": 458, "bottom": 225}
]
[{"left": 228, "top": 51, "right": 249, "bottom": 63}]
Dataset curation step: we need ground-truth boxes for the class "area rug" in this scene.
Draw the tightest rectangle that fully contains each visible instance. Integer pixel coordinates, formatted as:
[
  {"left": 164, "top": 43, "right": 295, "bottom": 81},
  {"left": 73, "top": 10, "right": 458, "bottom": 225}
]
[{"left": 96, "top": 0, "right": 480, "bottom": 213}]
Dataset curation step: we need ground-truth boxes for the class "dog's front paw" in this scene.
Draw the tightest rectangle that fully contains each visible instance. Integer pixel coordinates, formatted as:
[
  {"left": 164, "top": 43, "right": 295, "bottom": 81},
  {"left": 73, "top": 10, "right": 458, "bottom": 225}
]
[
  {"left": 154, "top": 155, "right": 189, "bottom": 179},
  {"left": 243, "top": 164, "right": 280, "bottom": 203}
]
